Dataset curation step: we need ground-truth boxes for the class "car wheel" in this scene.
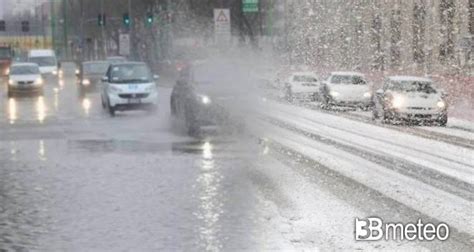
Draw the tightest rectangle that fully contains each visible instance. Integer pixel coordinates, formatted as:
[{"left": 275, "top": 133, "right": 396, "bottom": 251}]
[
  {"left": 372, "top": 106, "right": 379, "bottom": 120},
  {"left": 170, "top": 98, "right": 176, "bottom": 116},
  {"left": 285, "top": 87, "right": 293, "bottom": 102},
  {"left": 101, "top": 96, "right": 106, "bottom": 109},
  {"left": 438, "top": 115, "right": 448, "bottom": 127},
  {"left": 107, "top": 100, "right": 115, "bottom": 117}
]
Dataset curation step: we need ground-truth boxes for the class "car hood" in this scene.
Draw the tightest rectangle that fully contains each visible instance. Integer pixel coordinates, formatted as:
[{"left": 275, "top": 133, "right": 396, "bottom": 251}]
[
  {"left": 110, "top": 82, "right": 156, "bottom": 93},
  {"left": 10, "top": 74, "right": 41, "bottom": 82},
  {"left": 329, "top": 84, "right": 370, "bottom": 95},
  {"left": 390, "top": 91, "right": 442, "bottom": 107},
  {"left": 39, "top": 66, "right": 58, "bottom": 74},
  {"left": 83, "top": 74, "right": 104, "bottom": 81}
]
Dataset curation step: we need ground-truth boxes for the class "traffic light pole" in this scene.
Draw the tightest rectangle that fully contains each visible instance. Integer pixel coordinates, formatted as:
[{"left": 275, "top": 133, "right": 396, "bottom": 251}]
[
  {"left": 128, "top": 0, "right": 133, "bottom": 59},
  {"left": 62, "top": 0, "right": 68, "bottom": 59},
  {"left": 100, "top": 0, "right": 107, "bottom": 58}
]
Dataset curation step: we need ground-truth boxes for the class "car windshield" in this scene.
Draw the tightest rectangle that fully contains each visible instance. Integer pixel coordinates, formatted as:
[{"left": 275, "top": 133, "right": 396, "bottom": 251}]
[
  {"left": 389, "top": 81, "right": 437, "bottom": 93},
  {"left": 107, "top": 57, "right": 126, "bottom": 64},
  {"left": 29, "top": 56, "right": 56, "bottom": 67},
  {"left": 10, "top": 65, "right": 39, "bottom": 75},
  {"left": 83, "top": 62, "right": 109, "bottom": 75},
  {"left": 109, "top": 64, "right": 152, "bottom": 83},
  {"left": 331, "top": 75, "right": 367, "bottom": 85},
  {"left": 0, "top": 48, "right": 12, "bottom": 58},
  {"left": 293, "top": 75, "right": 317, "bottom": 82}
]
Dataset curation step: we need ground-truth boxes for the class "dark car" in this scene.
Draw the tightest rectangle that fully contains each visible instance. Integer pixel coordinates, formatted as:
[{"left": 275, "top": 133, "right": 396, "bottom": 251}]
[
  {"left": 170, "top": 60, "right": 257, "bottom": 135},
  {"left": 77, "top": 61, "right": 109, "bottom": 95}
]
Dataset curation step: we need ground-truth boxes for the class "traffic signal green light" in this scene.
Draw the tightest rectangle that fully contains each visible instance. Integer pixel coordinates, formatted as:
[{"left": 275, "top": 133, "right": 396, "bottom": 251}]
[
  {"left": 123, "top": 13, "right": 131, "bottom": 27},
  {"left": 146, "top": 13, "right": 153, "bottom": 25},
  {"left": 98, "top": 14, "right": 106, "bottom": 26}
]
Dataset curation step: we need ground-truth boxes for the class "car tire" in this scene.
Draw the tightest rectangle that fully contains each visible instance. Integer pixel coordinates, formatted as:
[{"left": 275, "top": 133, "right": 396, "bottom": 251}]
[
  {"left": 438, "top": 115, "right": 448, "bottom": 127},
  {"left": 107, "top": 100, "right": 115, "bottom": 117},
  {"left": 284, "top": 87, "right": 293, "bottom": 102},
  {"left": 170, "top": 98, "right": 176, "bottom": 116}
]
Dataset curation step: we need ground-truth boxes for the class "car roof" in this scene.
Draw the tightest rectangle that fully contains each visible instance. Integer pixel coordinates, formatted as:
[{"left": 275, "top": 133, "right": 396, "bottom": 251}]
[
  {"left": 388, "top": 75, "right": 432, "bottom": 82},
  {"left": 28, "top": 49, "right": 55, "bottom": 56},
  {"left": 291, "top": 71, "right": 317, "bottom": 76},
  {"left": 11, "top": 62, "right": 39, "bottom": 67},
  {"left": 330, "top": 71, "right": 365, "bottom": 77},
  {"left": 110, "top": 61, "right": 146, "bottom": 67},
  {"left": 107, "top": 56, "right": 126, "bottom": 59},
  {"left": 83, "top": 61, "right": 109, "bottom": 65}
]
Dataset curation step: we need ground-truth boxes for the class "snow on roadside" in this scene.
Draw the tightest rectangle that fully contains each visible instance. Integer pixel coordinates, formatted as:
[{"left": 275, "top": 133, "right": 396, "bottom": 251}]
[
  {"left": 251, "top": 120, "right": 473, "bottom": 236},
  {"left": 252, "top": 154, "right": 422, "bottom": 250}
]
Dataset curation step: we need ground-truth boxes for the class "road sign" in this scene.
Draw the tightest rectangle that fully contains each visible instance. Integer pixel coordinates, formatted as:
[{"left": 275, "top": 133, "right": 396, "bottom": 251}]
[
  {"left": 119, "top": 33, "right": 130, "bottom": 56},
  {"left": 243, "top": 0, "right": 259, "bottom": 13},
  {"left": 214, "top": 9, "right": 231, "bottom": 45}
]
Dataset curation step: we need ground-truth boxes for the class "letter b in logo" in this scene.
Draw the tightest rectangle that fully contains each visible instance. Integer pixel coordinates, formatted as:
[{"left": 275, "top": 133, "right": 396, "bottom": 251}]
[{"left": 355, "top": 217, "right": 383, "bottom": 241}]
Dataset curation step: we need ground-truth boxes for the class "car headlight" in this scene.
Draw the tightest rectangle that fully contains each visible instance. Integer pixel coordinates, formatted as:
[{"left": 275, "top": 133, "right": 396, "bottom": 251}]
[
  {"left": 391, "top": 95, "right": 404, "bottom": 108},
  {"left": 108, "top": 85, "right": 122, "bottom": 93},
  {"left": 199, "top": 95, "right": 211, "bottom": 105},
  {"left": 52, "top": 70, "right": 58, "bottom": 75},
  {"left": 363, "top": 92, "right": 372, "bottom": 98},
  {"left": 437, "top": 100, "right": 446, "bottom": 109},
  {"left": 8, "top": 79, "right": 14, "bottom": 85},
  {"left": 145, "top": 85, "right": 157, "bottom": 92},
  {"left": 35, "top": 77, "right": 43, "bottom": 85},
  {"left": 82, "top": 79, "right": 91, "bottom": 86},
  {"left": 75, "top": 69, "right": 80, "bottom": 75},
  {"left": 330, "top": 91, "right": 340, "bottom": 97}
]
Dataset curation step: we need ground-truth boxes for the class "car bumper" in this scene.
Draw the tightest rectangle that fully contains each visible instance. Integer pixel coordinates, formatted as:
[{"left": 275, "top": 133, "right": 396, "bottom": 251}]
[
  {"left": 386, "top": 109, "right": 447, "bottom": 121},
  {"left": 108, "top": 92, "right": 158, "bottom": 108},
  {"left": 330, "top": 98, "right": 372, "bottom": 107},
  {"left": 292, "top": 91, "right": 318, "bottom": 100},
  {"left": 8, "top": 85, "right": 43, "bottom": 93}
]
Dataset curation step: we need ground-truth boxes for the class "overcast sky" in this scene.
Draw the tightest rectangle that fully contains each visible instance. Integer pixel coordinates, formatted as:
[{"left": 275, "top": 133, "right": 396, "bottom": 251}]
[{"left": 0, "top": 0, "right": 47, "bottom": 18}]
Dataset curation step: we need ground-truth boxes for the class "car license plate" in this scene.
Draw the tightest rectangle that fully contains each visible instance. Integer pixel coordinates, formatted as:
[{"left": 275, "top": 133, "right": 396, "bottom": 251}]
[{"left": 129, "top": 98, "right": 141, "bottom": 104}]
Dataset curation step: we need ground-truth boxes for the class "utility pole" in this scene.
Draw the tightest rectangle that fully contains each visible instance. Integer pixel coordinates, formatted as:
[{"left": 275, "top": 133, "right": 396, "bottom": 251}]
[
  {"left": 100, "top": 0, "right": 107, "bottom": 57},
  {"left": 62, "top": 0, "right": 68, "bottom": 59},
  {"left": 80, "top": 0, "right": 84, "bottom": 61},
  {"left": 128, "top": 0, "right": 133, "bottom": 59}
]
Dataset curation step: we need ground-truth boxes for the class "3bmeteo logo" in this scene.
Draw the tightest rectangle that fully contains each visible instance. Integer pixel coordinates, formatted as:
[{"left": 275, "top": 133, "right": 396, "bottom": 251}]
[{"left": 355, "top": 217, "right": 450, "bottom": 241}]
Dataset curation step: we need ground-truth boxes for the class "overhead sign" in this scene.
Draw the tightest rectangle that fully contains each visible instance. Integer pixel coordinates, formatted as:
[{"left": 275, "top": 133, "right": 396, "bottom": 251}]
[
  {"left": 243, "top": 0, "right": 259, "bottom": 13},
  {"left": 213, "top": 9, "right": 231, "bottom": 45},
  {"left": 119, "top": 33, "right": 130, "bottom": 56}
]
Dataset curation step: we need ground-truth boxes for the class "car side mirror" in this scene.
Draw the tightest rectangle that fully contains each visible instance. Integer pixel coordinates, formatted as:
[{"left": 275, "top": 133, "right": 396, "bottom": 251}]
[
  {"left": 101, "top": 76, "right": 108, "bottom": 82},
  {"left": 153, "top": 75, "right": 160, "bottom": 80},
  {"left": 376, "top": 89, "right": 384, "bottom": 96}
]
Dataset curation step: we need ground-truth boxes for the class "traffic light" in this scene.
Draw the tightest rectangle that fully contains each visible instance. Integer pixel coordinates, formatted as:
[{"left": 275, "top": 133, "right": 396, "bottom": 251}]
[
  {"left": 21, "top": 21, "right": 29, "bottom": 32},
  {"left": 98, "top": 13, "right": 106, "bottom": 26},
  {"left": 146, "top": 13, "right": 153, "bottom": 26},
  {"left": 0, "top": 20, "right": 5, "bottom": 32},
  {"left": 123, "top": 13, "right": 131, "bottom": 27}
]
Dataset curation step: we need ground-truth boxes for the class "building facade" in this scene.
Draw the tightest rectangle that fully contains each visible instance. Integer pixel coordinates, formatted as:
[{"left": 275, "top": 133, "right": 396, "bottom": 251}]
[{"left": 285, "top": 0, "right": 473, "bottom": 74}]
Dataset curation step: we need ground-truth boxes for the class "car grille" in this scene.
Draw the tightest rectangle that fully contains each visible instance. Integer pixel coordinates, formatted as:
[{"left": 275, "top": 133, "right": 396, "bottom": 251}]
[
  {"left": 18, "top": 81, "right": 34, "bottom": 85},
  {"left": 407, "top": 107, "right": 433, "bottom": 110},
  {"left": 119, "top": 93, "right": 149, "bottom": 99}
]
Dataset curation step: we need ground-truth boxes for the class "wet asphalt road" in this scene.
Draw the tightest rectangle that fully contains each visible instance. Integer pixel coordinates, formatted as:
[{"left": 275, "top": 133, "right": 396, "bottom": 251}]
[{"left": 0, "top": 66, "right": 280, "bottom": 251}]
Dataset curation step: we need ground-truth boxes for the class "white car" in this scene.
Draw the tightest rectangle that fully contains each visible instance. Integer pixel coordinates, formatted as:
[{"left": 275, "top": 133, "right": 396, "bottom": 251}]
[
  {"left": 372, "top": 76, "right": 448, "bottom": 125},
  {"left": 101, "top": 62, "right": 159, "bottom": 116},
  {"left": 7, "top": 63, "right": 44, "bottom": 97},
  {"left": 320, "top": 71, "right": 372, "bottom": 109},
  {"left": 283, "top": 72, "right": 320, "bottom": 101},
  {"left": 28, "top": 49, "right": 58, "bottom": 75}
]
